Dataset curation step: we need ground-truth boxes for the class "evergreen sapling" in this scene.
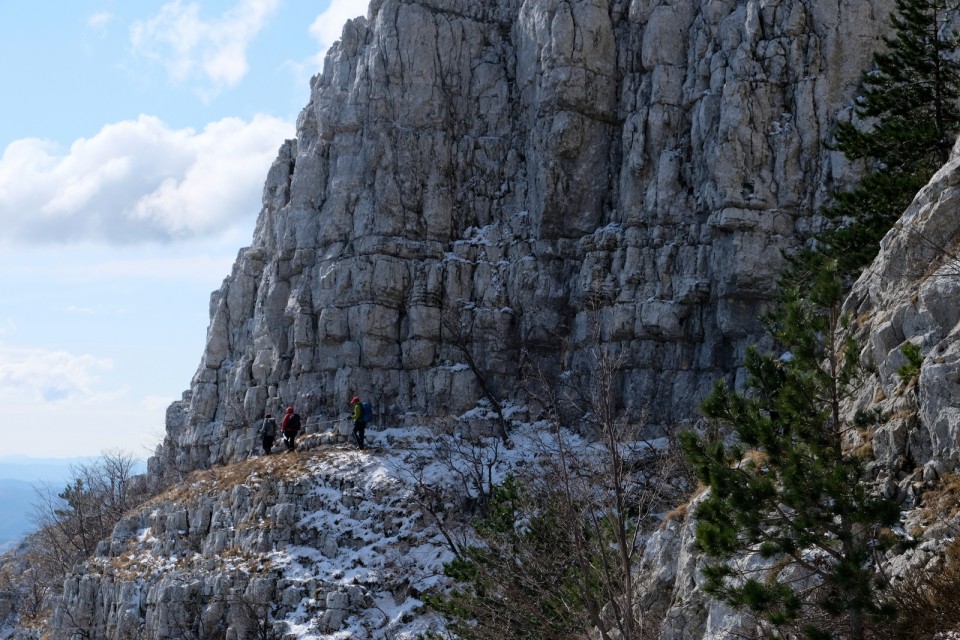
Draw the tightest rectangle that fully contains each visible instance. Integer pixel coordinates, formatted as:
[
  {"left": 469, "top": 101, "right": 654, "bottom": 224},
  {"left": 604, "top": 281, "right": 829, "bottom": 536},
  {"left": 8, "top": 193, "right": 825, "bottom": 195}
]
[
  {"left": 681, "top": 267, "right": 903, "bottom": 640},
  {"left": 817, "top": 0, "right": 960, "bottom": 278}
]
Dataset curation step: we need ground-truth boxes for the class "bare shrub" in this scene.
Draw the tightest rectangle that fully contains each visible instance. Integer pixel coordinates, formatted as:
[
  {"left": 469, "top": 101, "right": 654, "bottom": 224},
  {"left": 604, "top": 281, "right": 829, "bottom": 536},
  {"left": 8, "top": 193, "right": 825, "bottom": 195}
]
[
  {"left": 1, "top": 450, "right": 152, "bottom": 631},
  {"left": 874, "top": 538, "right": 960, "bottom": 639},
  {"left": 29, "top": 451, "right": 147, "bottom": 578},
  {"left": 389, "top": 419, "right": 505, "bottom": 560},
  {"left": 441, "top": 304, "right": 515, "bottom": 444},
  {"left": 524, "top": 343, "right": 691, "bottom": 640},
  {"left": 429, "top": 341, "right": 691, "bottom": 640}
]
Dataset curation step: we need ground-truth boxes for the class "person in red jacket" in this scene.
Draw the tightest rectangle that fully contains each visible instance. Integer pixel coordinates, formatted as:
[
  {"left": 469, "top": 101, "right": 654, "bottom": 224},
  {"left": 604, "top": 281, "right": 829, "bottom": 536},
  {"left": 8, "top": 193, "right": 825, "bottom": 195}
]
[{"left": 281, "top": 405, "right": 301, "bottom": 451}]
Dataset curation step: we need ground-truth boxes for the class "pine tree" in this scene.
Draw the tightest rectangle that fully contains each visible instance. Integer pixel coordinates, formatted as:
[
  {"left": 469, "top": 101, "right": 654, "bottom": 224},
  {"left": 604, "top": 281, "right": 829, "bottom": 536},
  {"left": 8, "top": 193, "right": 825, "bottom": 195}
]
[
  {"left": 681, "top": 266, "right": 902, "bottom": 640},
  {"left": 819, "top": 0, "right": 960, "bottom": 277}
]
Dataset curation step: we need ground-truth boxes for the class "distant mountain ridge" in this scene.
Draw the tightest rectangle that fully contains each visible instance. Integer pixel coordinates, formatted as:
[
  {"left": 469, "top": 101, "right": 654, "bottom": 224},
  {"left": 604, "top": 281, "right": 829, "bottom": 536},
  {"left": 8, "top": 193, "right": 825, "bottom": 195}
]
[
  {"left": 0, "top": 456, "right": 97, "bottom": 483},
  {"left": 0, "top": 456, "right": 146, "bottom": 553},
  {"left": 0, "top": 479, "right": 36, "bottom": 553}
]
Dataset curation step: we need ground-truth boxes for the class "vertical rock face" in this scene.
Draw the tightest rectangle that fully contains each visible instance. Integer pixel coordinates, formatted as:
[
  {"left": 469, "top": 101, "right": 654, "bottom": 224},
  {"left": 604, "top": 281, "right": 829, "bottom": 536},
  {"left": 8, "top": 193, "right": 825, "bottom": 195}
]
[
  {"left": 633, "top": 138, "right": 960, "bottom": 640},
  {"left": 155, "top": 0, "right": 894, "bottom": 474}
]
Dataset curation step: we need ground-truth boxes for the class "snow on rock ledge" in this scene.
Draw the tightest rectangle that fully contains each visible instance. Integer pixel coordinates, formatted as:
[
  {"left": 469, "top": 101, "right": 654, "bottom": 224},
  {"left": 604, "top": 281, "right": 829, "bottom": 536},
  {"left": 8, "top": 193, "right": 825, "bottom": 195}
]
[{"left": 54, "top": 433, "right": 454, "bottom": 640}]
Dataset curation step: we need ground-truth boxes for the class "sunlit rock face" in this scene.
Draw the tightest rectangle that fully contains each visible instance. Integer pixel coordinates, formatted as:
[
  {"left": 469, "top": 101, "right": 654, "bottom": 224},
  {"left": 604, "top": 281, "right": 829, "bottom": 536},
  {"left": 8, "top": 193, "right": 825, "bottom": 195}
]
[
  {"left": 43, "top": 2, "right": 960, "bottom": 639},
  {"left": 153, "top": 0, "right": 892, "bottom": 474},
  {"left": 845, "top": 142, "right": 960, "bottom": 486},
  {"left": 635, "top": 138, "right": 960, "bottom": 640},
  {"left": 52, "top": 435, "right": 461, "bottom": 640}
]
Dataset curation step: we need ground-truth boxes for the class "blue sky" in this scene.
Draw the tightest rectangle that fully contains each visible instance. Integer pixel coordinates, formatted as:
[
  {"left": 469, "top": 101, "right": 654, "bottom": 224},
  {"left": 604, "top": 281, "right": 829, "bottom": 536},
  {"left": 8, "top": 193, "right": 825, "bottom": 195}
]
[{"left": 0, "top": 0, "right": 368, "bottom": 459}]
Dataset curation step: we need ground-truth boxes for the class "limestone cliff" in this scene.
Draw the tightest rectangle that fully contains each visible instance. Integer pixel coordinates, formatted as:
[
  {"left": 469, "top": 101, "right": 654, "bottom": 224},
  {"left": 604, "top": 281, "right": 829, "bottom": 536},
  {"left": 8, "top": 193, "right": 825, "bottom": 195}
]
[
  {"left": 22, "top": 0, "right": 960, "bottom": 639},
  {"left": 154, "top": 0, "right": 894, "bottom": 476},
  {"left": 845, "top": 142, "right": 960, "bottom": 510}
]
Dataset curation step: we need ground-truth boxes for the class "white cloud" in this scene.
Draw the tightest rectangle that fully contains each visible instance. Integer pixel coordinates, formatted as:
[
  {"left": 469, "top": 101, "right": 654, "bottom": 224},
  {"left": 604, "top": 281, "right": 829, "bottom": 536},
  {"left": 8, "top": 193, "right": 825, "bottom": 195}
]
[
  {"left": 65, "top": 306, "right": 96, "bottom": 315},
  {"left": 308, "top": 0, "right": 369, "bottom": 65},
  {"left": 0, "top": 345, "right": 113, "bottom": 403},
  {"left": 87, "top": 11, "right": 113, "bottom": 35},
  {"left": 130, "top": 0, "right": 280, "bottom": 96},
  {"left": 0, "top": 114, "right": 293, "bottom": 244},
  {"left": 0, "top": 320, "right": 15, "bottom": 337}
]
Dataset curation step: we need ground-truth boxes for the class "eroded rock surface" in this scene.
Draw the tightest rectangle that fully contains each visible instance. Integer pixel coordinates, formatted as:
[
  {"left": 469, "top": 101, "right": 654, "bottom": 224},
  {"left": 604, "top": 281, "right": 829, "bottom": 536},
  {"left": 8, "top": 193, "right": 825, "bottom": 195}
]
[
  {"left": 845, "top": 141, "right": 960, "bottom": 495},
  {"left": 155, "top": 0, "right": 893, "bottom": 477}
]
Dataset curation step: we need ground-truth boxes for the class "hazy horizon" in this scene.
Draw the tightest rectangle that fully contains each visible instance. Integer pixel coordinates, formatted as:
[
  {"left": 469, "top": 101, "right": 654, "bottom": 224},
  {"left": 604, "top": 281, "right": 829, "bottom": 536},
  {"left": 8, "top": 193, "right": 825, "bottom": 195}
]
[{"left": 0, "top": 454, "right": 149, "bottom": 553}]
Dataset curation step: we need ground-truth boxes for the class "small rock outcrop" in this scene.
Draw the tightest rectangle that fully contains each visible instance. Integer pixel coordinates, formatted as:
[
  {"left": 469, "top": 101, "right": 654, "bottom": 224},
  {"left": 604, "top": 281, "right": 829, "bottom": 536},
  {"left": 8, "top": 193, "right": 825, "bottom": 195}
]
[{"left": 53, "top": 432, "right": 454, "bottom": 640}]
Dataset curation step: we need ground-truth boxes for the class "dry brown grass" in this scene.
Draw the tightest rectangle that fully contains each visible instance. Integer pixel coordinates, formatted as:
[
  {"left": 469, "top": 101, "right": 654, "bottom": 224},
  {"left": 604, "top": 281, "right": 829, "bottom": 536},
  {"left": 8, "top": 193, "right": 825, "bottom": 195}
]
[
  {"left": 661, "top": 482, "right": 708, "bottom": 529},
  {"left": 917, "top": 472, "right": 960, "bottom": 525},
  {"left": 852, "top": 426, "right": 875, "bottom": 460},
  {"left": 888, "top": 407, "right": 918, "bottom": 422},
  {"left": 92, "top": 447, "right": 346, "bottom": 578},
  {"left": 146, "top": 447, "right": 334, "bottom": 507},
  {"left": 101, "top": 531, "right": 278, "bottom": 580},
  {"left": 739, "top": 449, "right": 769, "bottom": 469}
]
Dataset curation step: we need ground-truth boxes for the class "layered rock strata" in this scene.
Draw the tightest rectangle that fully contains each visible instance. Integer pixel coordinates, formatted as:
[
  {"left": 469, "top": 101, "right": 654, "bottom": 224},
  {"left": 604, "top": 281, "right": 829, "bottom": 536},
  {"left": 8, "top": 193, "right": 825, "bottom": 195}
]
[
  {"left": 846, "top": 141, "right": 960, "bottom": 495},
  {"left": 157, "top": 0, "right": 895, "bottom": 475}
]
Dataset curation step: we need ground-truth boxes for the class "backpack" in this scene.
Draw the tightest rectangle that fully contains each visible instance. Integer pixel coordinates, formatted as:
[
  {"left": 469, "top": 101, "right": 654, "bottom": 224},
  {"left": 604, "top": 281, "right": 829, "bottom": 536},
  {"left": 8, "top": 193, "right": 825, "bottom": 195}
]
[
  {"left": 262, "top": 417, "right": 277, "bottom": 437},
  {"left": 361, "top": 401, "right": 373, "bottom": 423},
  {"left": 285, "top": 413, "right": 302, "bottom": 434}
]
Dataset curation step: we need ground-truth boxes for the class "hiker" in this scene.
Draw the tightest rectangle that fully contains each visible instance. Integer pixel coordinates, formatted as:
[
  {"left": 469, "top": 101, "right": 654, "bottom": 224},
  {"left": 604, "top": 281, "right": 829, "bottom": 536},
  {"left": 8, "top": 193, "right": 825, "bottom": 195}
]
[
  {"left": 351, "top": 396, "right": 367, "bottom": 449},
  {"left": 281, "top": 405, "right": 302, "bottom": 451},
  {"left": 259, "top": 413, "right": 277, "bottom": 454}
]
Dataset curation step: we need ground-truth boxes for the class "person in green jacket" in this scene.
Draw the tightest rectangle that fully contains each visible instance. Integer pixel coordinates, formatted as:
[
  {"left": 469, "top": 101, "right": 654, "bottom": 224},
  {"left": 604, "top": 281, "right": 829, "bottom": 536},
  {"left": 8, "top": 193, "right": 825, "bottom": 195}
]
[{"left": 351, "top": 396, "right": 366, "bottom": 449}]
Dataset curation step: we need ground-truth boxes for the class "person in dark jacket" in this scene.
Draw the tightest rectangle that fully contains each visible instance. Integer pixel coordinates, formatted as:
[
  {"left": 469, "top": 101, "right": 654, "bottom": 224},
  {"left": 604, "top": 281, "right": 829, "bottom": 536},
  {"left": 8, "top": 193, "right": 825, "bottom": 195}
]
[
  {"left": 259, "top": 413, "right": 277, "bottom": 454},
  {"left": 281, "top": 405, "right": 302, "bottom": 451}
]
